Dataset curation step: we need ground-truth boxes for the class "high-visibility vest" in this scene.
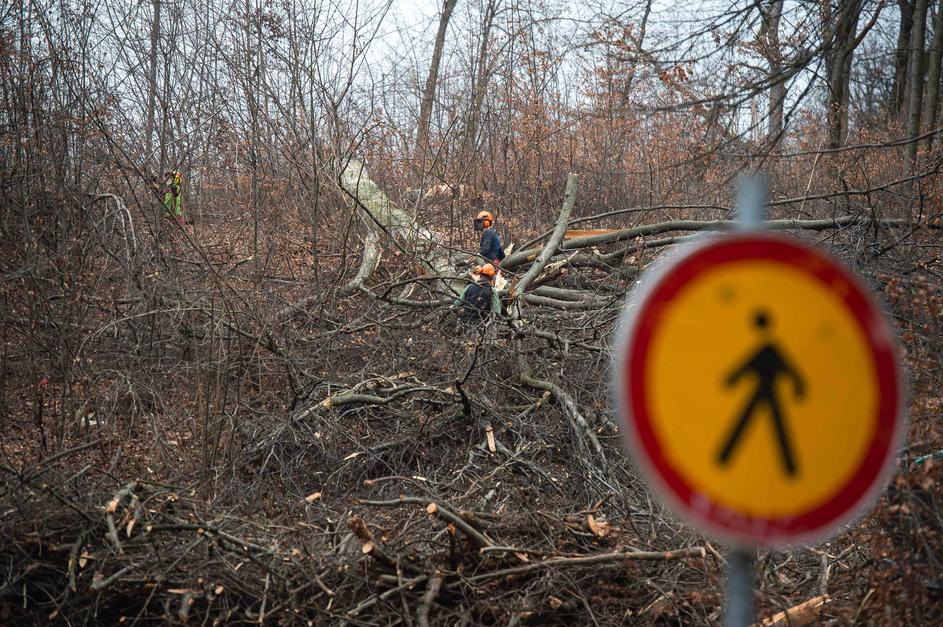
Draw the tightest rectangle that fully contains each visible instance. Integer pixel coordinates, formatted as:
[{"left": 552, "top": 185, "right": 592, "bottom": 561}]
[{"left": 163, "top": 175, "right": 182, "bottom": 216}]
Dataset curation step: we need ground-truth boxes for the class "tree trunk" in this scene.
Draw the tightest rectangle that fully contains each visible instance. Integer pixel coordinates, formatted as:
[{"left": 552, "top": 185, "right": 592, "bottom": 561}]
[
  {"left": 765, "top": 0, "right": 786, "bottom": 142},
  {"left": 145, "top": 0, "right": 160, "bottom": 167},
  {"left": 892, "top": 0, "right": 916, "bottom": 114},
  {"left": 461, "top": 0, "right": 498, "bottom": 164},
  {"left": 416, "top": 0, "right": 458, "bottom": 159},
  {"left": 903, "top": 0, "right": 929, "bottom": 215},
  {"left": 825, "top": 0, "right": 862, "bottom": 150},
  {"left": 240, "top": 0, "right": 263, "bottom": 275},
  {"left": 924, "top": 0, "right": 943, "bottom": 143},
  {"left": 158, "top": 40, "right": 171, "bottom": 175},
  {"left": 339, "top": 160, "right": 463, "bottom": 296}
]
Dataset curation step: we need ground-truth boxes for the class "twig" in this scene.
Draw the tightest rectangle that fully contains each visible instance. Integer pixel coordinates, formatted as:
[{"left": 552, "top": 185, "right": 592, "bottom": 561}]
[
  {"left": 517, "top": 357, "right": 607, "bottom": 469},
  {"left": 416, "top": 571, "right": 443, "bottom": 627},
  {"left": 348, "top": 516, "right": 400, "bottom": 571},
  {"left": 90, "top": 564, "right": 136, "bottom": 591},
  {"left": 67, "top": 530, "right": 86, "bottom": 592},
  {"left": 462, "top": 547, "right": 707, "bottom": 584},
  {"left": 347, "top": 575, "right": 429, "bottom": 617},
  {"left": 22, "top": 439, "right": 103, "bottom": 481},
  {"left": 259, "top": 572, "right": 271, "bottom": 624},
  {"left": 357, "top": 497, "right": 494, "bottom": 549}
]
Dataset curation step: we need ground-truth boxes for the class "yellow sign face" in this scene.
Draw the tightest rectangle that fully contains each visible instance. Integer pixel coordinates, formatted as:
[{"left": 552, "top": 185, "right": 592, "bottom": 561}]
[
  {"left": 617, "top": 234, "right": 902, "bottom": 546},
  {"left": 648, "top": 261, "right": 876, "bottom": 517}
]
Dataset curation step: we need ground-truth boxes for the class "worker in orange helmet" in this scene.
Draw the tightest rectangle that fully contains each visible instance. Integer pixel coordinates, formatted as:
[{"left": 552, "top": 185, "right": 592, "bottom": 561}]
[
  {"left": 453, "top": 263, "right": 502, "bottom": 324},
  {"left": 473, "top": 210, "right": 505, "bottom": 265}
]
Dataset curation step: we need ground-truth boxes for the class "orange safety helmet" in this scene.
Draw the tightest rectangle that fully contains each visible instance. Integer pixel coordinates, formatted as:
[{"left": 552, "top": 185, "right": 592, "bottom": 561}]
[
  {"left": 474, "top": 263, "right": 497, "bottom": 278},
  {"left": 475, "top": 210, "right": 494, "bottom": 229}
]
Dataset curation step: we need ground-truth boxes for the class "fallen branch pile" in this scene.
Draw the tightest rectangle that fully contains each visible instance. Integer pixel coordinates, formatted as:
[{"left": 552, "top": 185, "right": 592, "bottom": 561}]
[
  {"left": 1, "top": 454, "right": 714, "bottom": 623},
  {"left": 3, "top": 163, "right": 941, "bottom": 624}
]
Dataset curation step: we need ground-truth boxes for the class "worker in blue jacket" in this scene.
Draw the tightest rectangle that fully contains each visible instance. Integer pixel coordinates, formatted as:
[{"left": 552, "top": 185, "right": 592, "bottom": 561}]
[{"left": 474, "top": 211, "right": 505, "bottom": 265}]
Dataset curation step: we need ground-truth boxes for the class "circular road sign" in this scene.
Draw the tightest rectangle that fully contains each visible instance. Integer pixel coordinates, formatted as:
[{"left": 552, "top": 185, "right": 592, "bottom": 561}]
[{"left": 614, "top": 233, "right": 904, "bottom": 547}]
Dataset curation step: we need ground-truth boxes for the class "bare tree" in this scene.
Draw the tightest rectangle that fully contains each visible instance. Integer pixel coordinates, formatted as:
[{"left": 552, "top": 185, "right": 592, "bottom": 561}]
[
  {"left": 416, "top": 0, "right": 459, "bottom": 161},
  {"left": 460, "top": 0, "right": 499, "bottom": 166},
  {"left": 145, "top": 0, "right": 161, "bottom": 166},
  {"left": 892, "top": 0, "right": 916, "bottom": 113},
  {"left": 3, "top": 1, "right": 943, "bottom": 623},
  {"left": 924, "top": 0, "right": 943, "bottom": 143},
  {"left": 824, "top": 0, "right": 864, "bottom": 149},
  {"left": 763, "top": 0, "right": 786, "bottom": 142},
  {"left": 903, "top": 0, "right": 929, "bottom": 209}
]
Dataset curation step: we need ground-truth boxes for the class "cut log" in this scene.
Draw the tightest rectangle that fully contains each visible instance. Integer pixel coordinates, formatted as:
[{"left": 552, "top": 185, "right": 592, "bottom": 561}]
[
  {"left": 485, "top": 422, "right": 496, "bottom": 453},
  {"left": 563, "top": 228, "right": 619, "bottom": 239},
  {"left": 757, "top": 595, "right": 829, "bottom": 627}
]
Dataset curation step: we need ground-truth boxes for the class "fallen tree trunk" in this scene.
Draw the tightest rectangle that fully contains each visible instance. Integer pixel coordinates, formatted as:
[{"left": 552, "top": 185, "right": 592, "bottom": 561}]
[
  {"left": 276, "top": 160, "right": 464, "bottom": 321},
  {"left": 503, "top": 215, "right": 937, "bottom": 270},
  {"left": 512, "top": 173, "right": 578, "bottom": 297},
  {"left": 283, "top": 170, "right": 938, "bottom": 322},
  {"left": 340, "top": 221, "right": 381, "bottom": 295},
  {"left": 338, "top": 159, "right": 462, "bottom": 296}
]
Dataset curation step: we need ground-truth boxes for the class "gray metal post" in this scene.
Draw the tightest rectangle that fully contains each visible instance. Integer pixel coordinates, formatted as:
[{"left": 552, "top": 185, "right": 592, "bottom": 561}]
[
  {"left": 735, "top": 175, "right": 767, "bottom": 232},
  {"left": 724, "top": 548, "right": 755, "bottom": 627},
  {"left": 722, "top": 175, "right": 767, "bottom": 627}
]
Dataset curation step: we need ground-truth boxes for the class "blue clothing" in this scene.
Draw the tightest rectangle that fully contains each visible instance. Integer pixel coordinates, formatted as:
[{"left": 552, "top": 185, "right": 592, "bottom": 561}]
[{"left": 478, "top": 227, "right": 505, "bottom": 263}]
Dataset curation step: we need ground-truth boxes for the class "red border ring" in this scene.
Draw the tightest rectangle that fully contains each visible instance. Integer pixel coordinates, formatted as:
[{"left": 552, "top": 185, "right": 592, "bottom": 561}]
[{"left": 613, "top": 233, "right": 905, "bottom": 548}]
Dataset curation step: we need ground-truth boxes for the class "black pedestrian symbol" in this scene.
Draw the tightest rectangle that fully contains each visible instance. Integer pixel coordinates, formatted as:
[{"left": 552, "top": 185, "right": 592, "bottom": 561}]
[{"left": 717, "top": 310, "right": 806, "bottom": 477}]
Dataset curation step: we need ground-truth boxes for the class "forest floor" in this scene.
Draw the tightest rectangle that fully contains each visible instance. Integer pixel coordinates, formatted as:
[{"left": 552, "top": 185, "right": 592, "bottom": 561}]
[{"left": 1, "top": 208, "right": 942, "bottom": 625}]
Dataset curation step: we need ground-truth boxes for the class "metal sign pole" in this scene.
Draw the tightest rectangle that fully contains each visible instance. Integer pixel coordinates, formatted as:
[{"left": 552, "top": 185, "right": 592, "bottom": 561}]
[
  {"left": 735, "top": 175, "right": 766, "bottom": 231},
  {"left": 724, "top": 548, "right": 755, "bottom": 627},
  {"left": 722, "top": 174, "right": 767, "bottom": 627}
]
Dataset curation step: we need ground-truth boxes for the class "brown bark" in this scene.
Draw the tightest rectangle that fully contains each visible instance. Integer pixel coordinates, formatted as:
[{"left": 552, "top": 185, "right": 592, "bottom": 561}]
[
  {"left": 824, "top": 0, "right": 863, "bottom": 149},
  {"left": 764, "top": 0, "right": 786, "bottom": 142},
  {"left": 760, "top": 595, "right": 830, "bottom": 626},
  {"left": 416, "top": 0, "right": 458, "bottom": 158},
  {"left": 924, "top": 0, "right": 943, "bottom": 143},
  {"left": 903, "top": 0, "right": 930, "bottom": 212},
  {"left": 145, "top": 0, "right": 160, "bottom": 165},
  {"left": 893, "top": 0, "right": 916, "bottom": 114}
]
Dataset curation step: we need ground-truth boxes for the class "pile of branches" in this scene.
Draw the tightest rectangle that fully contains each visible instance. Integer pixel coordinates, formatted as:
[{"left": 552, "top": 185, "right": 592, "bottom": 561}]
[
  {"left": 1, "top": 445, "right": 714, "bottom": 624},
  {"left": 3, "top": 165, "right": 943, "bottom": 623},
  {"left": 7, "top": 357, "right": 938, "bottom": 624}
]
